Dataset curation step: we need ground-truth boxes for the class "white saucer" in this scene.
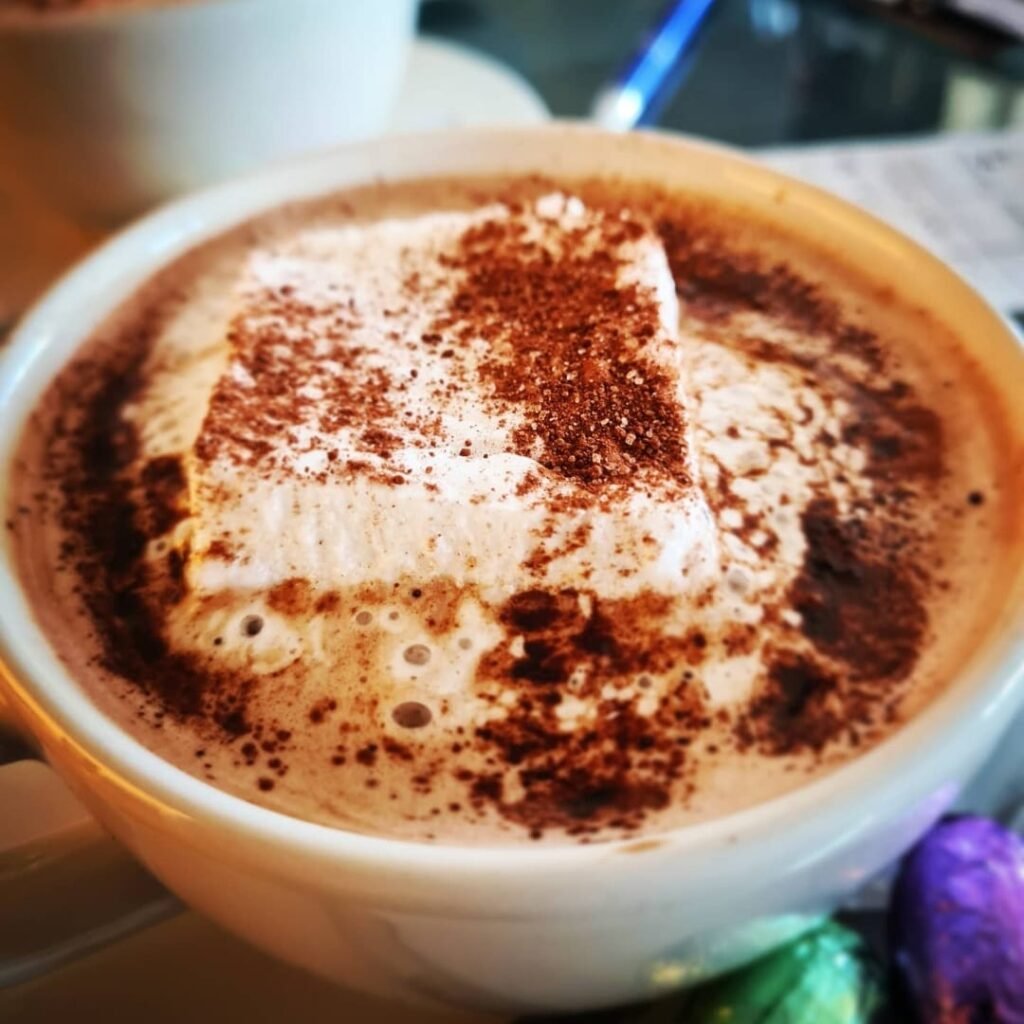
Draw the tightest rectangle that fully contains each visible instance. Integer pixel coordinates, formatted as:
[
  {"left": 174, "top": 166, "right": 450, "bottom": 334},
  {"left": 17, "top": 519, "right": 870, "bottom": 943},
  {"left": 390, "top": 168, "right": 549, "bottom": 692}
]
[{"left": 389, "top": 37, "right": 550, "bottom": 133}]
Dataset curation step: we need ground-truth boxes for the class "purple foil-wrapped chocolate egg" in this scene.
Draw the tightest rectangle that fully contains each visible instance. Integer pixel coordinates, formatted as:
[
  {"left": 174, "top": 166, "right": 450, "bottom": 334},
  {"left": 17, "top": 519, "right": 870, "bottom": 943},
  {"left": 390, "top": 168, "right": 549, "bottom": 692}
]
[{"left": 891, "top": 815, "right": 1024, "bottom": 1023}]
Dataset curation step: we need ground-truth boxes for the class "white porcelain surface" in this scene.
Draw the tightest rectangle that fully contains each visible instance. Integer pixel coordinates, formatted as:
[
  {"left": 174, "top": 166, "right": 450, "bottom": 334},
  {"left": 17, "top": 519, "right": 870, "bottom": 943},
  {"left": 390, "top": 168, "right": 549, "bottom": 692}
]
[
  {"left": 0, "top": 0, "right": 416, "bottom": 224},
  {"left": 0, "top": 34, "right": 548, "bottom": 329},
  {"left": 388, "top": 36, "right": 549, "bottom": 133},
  {"left": 1, "top": 126, "right": 1022, "bottom": 1014}
]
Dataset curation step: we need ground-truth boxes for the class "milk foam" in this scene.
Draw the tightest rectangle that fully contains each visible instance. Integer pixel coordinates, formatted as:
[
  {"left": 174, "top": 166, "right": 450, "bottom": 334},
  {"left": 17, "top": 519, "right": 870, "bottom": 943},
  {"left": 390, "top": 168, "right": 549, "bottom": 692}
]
[
  {"left": 127, "top": 195, "right": 731, "bottom": 692},
  {"left": 17, "top": 176, "right": 1004, "bottom": 844}
]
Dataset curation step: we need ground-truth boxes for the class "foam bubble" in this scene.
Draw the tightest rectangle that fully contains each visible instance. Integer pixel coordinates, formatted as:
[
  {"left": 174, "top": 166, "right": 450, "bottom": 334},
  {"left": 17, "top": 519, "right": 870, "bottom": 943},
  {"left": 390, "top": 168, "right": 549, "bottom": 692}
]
[
  {"left": 403, "top": 644, "right": 431, "bottom": 666},
  {"left": 392, "top": 701, "right": 432, "bottom": 729},
  {"left": 241, "top": 614, "right": 264, "bottom": 637}
]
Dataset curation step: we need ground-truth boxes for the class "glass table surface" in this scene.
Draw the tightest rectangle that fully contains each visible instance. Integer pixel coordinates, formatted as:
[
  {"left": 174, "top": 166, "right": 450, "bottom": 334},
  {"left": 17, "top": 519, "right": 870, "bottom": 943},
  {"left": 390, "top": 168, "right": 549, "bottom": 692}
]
[{"left": 420, "top": 0, "right": 1024, "bottom": 143}]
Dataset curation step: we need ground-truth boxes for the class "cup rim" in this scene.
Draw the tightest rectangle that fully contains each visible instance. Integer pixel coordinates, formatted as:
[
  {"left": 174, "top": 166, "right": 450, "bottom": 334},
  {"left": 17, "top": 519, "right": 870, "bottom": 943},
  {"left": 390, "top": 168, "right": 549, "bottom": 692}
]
[{"left": 2, "top": 122, "right": 1023, "bottom": 881}]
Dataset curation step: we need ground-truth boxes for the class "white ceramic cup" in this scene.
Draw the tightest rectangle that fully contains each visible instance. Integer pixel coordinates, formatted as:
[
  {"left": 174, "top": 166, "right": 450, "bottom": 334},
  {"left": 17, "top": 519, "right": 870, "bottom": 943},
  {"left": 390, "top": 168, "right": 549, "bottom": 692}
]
[
  {"left": 1, "top": 126, "right": 1023, "bottom": 1015},
  {"left": 0, "top": 0, "right": 416, "bottom": 225}
]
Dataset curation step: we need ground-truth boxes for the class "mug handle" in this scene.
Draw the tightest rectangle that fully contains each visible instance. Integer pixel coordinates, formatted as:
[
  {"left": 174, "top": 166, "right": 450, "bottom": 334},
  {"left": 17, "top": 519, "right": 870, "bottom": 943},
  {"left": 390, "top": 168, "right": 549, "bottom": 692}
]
[{"left": 0, "top": 712, "right": 181, "bottom": 990}]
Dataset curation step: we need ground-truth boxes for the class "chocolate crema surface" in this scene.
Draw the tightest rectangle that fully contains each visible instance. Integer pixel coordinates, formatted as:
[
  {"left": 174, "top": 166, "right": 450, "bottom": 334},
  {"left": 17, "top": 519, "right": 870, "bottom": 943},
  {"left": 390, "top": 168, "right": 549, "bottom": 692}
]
[{"left": 8, "top": 176, "right": 1016, "bottom": 844}]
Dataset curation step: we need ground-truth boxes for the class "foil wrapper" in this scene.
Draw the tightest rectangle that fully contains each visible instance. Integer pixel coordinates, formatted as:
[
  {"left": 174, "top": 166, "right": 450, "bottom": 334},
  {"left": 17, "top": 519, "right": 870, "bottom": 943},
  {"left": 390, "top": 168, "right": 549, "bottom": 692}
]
[
  {"left": 891, "top": 815, "right": 1024, "bottom": 1023},
  {"left": 678, "top": 920, "right": 882, "bottom": 1023}
]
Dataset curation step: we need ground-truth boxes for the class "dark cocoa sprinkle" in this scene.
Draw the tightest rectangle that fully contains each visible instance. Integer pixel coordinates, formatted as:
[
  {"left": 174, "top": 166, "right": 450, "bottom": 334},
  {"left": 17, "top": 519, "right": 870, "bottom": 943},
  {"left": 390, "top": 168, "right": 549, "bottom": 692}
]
[
  {"left": 453, "top": 586, "right": 710, "bottom": 834},
  {"left": 791, "top": 497, "right": 927, "bottom": 682},
  {"left": 138, "top": 455, "right": 188, "bottom": 537},
  {"left": 314, "top": 591, "right": 341, "bottom": 613},
  {"left": 216, "top": 707, "right": 249, "bottom": 737},
  {"left": 267, "top": 577, "right": 313, "bottom": 614},
  {"left": 967, "top": 490, "right": 985, "bottom": 506},
  {"left": 205, "top": 538, "right": 235, "bottom": 561},
  {"left": 434, "top": 204, "right": 690, "bottom": 492},
  {"left": 257, "top": 777, "right": 274, "bottom": 792},
  {"left": 470, "top": 774, "right": 503, "bottom": 802},
  {"left": 515, "top": 472, "right": 542, "bottom": 497},
  {"left": 840, "top": 384, "right": 943, "bottom": 484},
  {"left": 657, "top": 211, "right": 880, "bottom": 372},
  {"left": 307, "top": 698, "right": 333, "bottom": 724},
  {"left": 360, "top": 426, "right": 401, "bottom": 460},
  {"left": 39, "top": 312, "right": 267, "bottom": 735},
  {"left": 192, "top": 283, "right": 416, "bottom": 487},
  {"left": 381, "top": 737, "right": 415, "bottom": 761},
  {"left": 739, "top": 652, "right": 843, "bottom": 756},
  {"left": 355, "top": 743, "right": 378, "bottom": 767}
]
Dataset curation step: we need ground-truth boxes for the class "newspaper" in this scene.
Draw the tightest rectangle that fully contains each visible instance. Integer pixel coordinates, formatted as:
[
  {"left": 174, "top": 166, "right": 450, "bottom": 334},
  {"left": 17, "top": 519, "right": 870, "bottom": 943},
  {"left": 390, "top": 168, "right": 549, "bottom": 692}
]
[{"left": 761, "top": 131, "right": 1024, "bottom": 334}]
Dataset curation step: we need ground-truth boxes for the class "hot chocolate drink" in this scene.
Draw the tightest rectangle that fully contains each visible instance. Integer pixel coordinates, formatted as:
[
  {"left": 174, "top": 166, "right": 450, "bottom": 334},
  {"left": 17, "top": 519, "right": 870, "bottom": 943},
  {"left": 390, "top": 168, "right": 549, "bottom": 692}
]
[{"left": 7, "top": 176, "right": 1016, "bottom": 844}]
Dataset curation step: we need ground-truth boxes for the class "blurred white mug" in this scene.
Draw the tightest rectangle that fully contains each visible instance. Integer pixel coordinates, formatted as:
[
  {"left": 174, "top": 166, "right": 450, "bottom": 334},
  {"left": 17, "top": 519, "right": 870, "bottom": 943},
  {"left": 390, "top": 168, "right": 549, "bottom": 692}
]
[{"left": 0, "top": 0, "right": 416, "bottom": 225}]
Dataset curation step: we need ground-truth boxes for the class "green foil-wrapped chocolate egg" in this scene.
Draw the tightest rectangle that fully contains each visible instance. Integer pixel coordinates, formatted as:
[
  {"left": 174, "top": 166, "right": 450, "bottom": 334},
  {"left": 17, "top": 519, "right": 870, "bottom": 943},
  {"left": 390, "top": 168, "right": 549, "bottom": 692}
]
[{"left": 678, "top": 920, "right": 882, "bottom": 1024}]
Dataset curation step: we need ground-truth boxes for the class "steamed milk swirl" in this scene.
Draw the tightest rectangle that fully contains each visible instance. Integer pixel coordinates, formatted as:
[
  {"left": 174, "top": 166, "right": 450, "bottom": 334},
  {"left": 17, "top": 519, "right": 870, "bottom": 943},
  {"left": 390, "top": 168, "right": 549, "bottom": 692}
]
[{"left": 9, "top": 177, "right": 1013, "bottom": 844}]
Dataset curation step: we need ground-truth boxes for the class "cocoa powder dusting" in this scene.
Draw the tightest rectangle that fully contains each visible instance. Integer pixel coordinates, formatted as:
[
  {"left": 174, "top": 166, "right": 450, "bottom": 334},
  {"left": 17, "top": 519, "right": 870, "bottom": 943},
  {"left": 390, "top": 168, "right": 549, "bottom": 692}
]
[
  {"left": 463, "top": 586, "right": 710, "bottom": 835},
  {"left": 738, "top": 493, "right": 929, "bottom": 755},
  {"left": 47, "top": 326, "right": 257, "bottom": 736},
  {"left": 791, "top": 497, "right": 927, "bottom": 681},
  {"left": 20, "top": 178, "right": 971, "bottom": 845},
  {"left": 436, "top": 206, "right": 690, "bottom": 492},
  {"left": 194, "top": 288, "right": 402, "bottom": 482},
  {"left": 657, "top": 211, "right": 882, "bottom": 373}
]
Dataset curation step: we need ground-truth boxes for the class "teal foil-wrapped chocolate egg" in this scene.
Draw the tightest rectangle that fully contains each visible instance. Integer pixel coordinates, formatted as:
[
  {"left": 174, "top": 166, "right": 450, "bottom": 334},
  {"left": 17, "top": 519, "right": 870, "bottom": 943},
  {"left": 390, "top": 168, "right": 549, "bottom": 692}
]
[{"left": 678, "top": 920, "right": 882, "bottom": 1023}]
